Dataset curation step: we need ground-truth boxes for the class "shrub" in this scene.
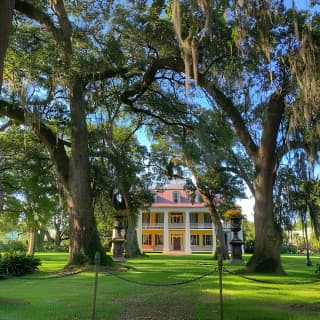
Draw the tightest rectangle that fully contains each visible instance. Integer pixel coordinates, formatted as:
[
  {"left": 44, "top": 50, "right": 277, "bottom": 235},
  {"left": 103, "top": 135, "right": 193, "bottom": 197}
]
[
  {"left": 0, "top": 252, "right": 41, "bottom": 276},
  {"left": 244, "top": 239, "right": 255, "bottom": 253},
  {"left": 281, "top": 243, "right": 297, "bottom": 254},
  {"left": 0, "top": 240, "right": 27, "bottom": 253}
]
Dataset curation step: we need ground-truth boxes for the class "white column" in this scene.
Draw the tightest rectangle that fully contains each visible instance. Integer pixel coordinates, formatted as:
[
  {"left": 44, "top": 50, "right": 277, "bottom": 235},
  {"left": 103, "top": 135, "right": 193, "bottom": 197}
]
[
  {"left": 185, "top": 210, "right": 192, "bottom": 254},
  {"left": 163, "top": 210, "right": 169, "bottom": 252},
  {"left": 137, "top": 210, "right": 143, "bottom": 253}
]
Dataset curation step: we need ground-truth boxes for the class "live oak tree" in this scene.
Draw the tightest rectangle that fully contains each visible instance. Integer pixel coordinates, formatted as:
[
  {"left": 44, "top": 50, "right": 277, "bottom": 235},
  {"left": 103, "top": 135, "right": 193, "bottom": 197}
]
[
  {"left": 183, "top": 111, "right": 247, "bottom": 261},
  {"left": 113, "top": 0, "right": 320, "bottom": 273},
  {"left": 0, "top": 125, "right": 59, "bottom": 255},
  {"left": 0, "top": 0, "right": 180, "bottom": 264},
  {"left": 90, "top": 122, "right": 153, "bottom": 257},
  {"left": 0, "top": 0, "right": 118, "bottom": 265},
  {"left": 196, "top": 1, "right": 320, "bottom": 273}
]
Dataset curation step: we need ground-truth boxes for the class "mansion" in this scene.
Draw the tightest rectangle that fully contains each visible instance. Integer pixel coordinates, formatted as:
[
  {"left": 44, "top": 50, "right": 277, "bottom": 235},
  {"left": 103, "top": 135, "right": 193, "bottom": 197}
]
[{"left": 137, "top": 180, "right": 236, "bottom": 254}]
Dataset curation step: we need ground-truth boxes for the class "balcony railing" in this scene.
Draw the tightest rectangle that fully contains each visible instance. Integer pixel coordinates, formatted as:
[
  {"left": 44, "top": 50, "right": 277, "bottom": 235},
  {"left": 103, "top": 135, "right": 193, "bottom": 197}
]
[
  {"left": 168, "top": 223, "right": 185, "bottom": 229},
  {"left": 142, "top": 223, "right": 164, "bottom": 229},
  {"left": 190, "top": 223, "right": 212, "bottom": 229},
  {"left": 142, "top": 222, "right": 213, "bottom": 230}
]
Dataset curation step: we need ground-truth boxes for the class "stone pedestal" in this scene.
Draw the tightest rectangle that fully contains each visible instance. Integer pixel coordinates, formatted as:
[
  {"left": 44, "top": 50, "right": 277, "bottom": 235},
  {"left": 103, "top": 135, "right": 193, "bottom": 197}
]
[
  {"left": 229, "top": 218, "right": 243, "bottom": 263},
  {"left": 112, "top": 214, "right": 126, "bottom": 262}
]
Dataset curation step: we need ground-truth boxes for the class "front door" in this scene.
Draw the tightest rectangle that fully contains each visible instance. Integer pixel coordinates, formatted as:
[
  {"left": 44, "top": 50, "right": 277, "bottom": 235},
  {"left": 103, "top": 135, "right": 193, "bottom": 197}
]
[{"left": 173, "top": 237, "right": 181, "bottom": 250}]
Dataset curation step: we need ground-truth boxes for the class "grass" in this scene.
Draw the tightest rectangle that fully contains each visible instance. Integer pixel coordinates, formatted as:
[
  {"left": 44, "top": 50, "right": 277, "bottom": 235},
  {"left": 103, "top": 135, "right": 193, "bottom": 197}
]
[{"left": 0, "top": 253, "right": 319, "bottom": 319}]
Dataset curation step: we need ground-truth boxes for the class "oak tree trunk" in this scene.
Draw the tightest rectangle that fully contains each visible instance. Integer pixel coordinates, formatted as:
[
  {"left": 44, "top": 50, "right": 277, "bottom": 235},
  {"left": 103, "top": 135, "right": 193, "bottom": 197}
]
[
  {"left": 246, "top": 166, "right": 285, "bottom": 273},
  {"left": 0, "top": 0, "right": 14, "bottom": 91},
  {"left": 210, "top": 209, "right": 230, "bottom": 260},
  {"left": 125, "top": 211, "right": 141, "bottom": 257},
  {"left": 2, "top": 2, "right": 111, "bottom": 266},
  {"left": 245, "top": 92, "right": 286, "bottom": 274},
  {"left": 198, "top": 189, "right": 229, "bottom": 260},
  {"left": 203, "top": 84, "right": 287, "bottom": 273},
  {"left": 120, "top": 184, "right": 141, "bottom": 257},
  {"left": 28, "top": 227, "right": 36, "bottom": 256},
  {"left": 66, "top": 81, "right": 109, "bottom": 265}
]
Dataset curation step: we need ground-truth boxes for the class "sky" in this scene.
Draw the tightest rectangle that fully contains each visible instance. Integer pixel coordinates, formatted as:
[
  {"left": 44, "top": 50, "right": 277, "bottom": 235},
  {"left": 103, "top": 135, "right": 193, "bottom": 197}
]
[
  {"left": 284, "top": 0, "right": 320, "bottom": 10},
  {"left": 237, "top": 187, "right": 254, "bottom": 221}
]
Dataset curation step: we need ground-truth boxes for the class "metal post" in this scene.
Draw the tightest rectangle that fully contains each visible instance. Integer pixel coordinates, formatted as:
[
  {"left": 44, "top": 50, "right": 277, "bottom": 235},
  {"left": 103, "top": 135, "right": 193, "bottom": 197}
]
[
  {"left": 218, "top": 256, "right": 224, "bottom": 320},
  {"left": 91, "top": 252, "right": 100, "bottom": 320}
]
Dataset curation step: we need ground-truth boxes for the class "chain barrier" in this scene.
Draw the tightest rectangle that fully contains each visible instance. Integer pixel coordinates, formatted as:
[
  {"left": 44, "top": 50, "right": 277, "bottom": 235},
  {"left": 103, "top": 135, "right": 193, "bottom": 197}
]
[
  {"left": 8, "top": 265, "right": 320, "bottom": 285},
  {"left": 104, "top": 266, "right": 320, "bottom": 287},
  {"left": 104, "top": 268, "right": 218, "bottom": 287},
  {"left": 222, "top": 267, "right": 320, "bottom": 285},
  {"left": 13, "top": 268, "right": 88, "bottom": 281}
]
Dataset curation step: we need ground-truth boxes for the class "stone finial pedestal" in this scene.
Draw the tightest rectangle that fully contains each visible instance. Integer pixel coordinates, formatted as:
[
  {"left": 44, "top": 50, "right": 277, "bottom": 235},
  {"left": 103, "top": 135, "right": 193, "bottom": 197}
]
[
  {"left": 112, "top": 213, "right": 126, "bottom": 262},
  {"left": 229, "top": 218, "right": 243, "bottom": 263}
]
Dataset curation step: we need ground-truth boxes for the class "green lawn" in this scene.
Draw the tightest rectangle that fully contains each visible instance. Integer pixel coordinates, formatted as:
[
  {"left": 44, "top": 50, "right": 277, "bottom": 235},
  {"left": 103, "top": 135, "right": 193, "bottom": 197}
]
[{"left": 0, "top": 253, "right": 319, "bottom": 320}]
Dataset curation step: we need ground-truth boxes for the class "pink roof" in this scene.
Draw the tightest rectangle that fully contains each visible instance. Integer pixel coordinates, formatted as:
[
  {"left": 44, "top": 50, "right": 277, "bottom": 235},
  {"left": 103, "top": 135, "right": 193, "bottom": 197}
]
[{"left": 151, "top": 189, "right": 207, "bottom": 208}]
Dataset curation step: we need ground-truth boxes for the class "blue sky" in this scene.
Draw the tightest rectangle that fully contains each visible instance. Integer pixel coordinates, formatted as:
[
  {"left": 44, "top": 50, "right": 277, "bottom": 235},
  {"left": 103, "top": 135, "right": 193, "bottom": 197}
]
[{"left": 284, "top": 0, "right": 320, "bottom": 11}]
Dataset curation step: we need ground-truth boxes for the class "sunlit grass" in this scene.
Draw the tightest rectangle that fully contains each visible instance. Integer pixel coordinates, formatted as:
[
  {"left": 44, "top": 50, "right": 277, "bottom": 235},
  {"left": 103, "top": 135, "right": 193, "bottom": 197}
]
[
  {"left": 0, "top": 252, "right": 319, "bottom": 319},
  {"left": 34, "top": 252, "right": 69, "bottom": 273}
]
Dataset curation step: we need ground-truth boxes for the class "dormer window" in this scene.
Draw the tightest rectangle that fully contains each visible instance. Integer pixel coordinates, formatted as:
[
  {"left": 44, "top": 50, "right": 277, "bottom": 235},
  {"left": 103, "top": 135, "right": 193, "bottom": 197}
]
[
  {"left": 196, "top": 192, "right": 203, "bottom": 203},
  {"left": 172, "top": 191, "right": 180, "bottom": 203},
  {"left": 152, "top": 192, "right": 158, "bottom": 203}
]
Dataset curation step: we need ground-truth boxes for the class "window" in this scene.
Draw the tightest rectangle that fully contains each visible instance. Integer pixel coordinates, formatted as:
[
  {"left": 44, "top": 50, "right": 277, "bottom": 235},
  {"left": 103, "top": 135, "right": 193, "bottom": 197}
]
[
  {"left": 155, "top": 234, "right": 163, "bottom": 245},
  {"left": 156, "top": 213, "right": 164, "bottom": 223},
  {"left": 203, "top": 235, "right": 213, "bottom": 246},
  {"left": 170, "top": 213, "right": 183, "bottom": 224},
  {"left": 172, "top": 191, "right": 180, "bottom": 203},
  {"left": 196, "top": 192, "right": 203, "bottom": 203},
  {"left": 142, "top": 212, "right": 151, "bottom": 224},
  {"left": 190, "top": 213, "right": 198, "bottom": 223},
  {"left": 143, "top": 234, "right": 152, "bottom": 245},
  {"left": 204, "top": 213, "right": 212, "bottom": 223},
  {"left": 191, "top": 234, "right": 199, "bottom": 246},
  {"left": 153, "top": 193, "right": 158, "bottom": 203}
]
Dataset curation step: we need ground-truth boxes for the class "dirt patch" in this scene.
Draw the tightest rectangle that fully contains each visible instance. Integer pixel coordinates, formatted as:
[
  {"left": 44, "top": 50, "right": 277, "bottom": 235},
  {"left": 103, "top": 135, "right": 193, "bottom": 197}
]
[
  {"left": 118, "top": 293, "right": 194, "bottom": 320},
  {"left": 287, "top": 302, "right": 320, "bottom": 312},
  {"left": 267, "top": 302, "right": 320, "bottom": 313},
  {"left": 0, "top": 297, "right": 29, "bottom": 305}
]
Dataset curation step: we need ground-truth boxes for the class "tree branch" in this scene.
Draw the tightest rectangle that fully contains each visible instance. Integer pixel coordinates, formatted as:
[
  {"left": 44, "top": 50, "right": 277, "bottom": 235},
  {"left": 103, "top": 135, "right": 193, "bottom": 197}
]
[
  {"left": 15, "top": 0, "right": 63, "bottom": 42},
  {"left": 227, "top": 151, "right": 255, "bottom": 197},
  {"left": 200, "top": 79, "right": 259, "bottom": 161},
  {"left": 120, "top": 56, "right": 185, "bottom": 105},
  {"left": 0, "top": 99, "right": 70, "bottom": 186}
]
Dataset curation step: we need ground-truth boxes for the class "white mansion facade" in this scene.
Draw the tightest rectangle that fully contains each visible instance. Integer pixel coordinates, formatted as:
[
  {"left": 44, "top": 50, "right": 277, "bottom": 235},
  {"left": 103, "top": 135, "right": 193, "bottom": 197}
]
[{"left": 137, "top": 180, "right": 235, "bottom": 254}]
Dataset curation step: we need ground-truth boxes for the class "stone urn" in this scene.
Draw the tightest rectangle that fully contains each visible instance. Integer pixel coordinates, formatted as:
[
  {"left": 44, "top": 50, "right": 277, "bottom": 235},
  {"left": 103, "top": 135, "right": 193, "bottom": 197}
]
[
  {"left": 111, "top": 213, "right": 126, "bottom": 262},
  {"left": 229, "top": 217, "right": 243, "bottom": 263}
]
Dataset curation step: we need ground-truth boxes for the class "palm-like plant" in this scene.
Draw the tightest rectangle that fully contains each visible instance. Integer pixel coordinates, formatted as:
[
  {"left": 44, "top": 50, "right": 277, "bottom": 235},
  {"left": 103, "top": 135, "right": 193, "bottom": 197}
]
[{"left": 290, "top": 179, "right": 320, "bottom": 266}]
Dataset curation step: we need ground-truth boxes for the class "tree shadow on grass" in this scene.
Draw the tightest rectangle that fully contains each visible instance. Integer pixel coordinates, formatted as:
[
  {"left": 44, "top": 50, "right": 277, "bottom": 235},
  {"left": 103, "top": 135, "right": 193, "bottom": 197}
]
[
  {"left": 118, "top": 292, "right": 194, "bottom": 320},
  {"left": 0, "top": 297, "right": 29, "bottom": 305}
]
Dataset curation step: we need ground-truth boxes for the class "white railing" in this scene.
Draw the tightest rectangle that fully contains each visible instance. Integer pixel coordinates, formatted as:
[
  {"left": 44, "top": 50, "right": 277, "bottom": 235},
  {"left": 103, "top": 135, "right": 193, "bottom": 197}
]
[
  {"left": 142, "top": 223, "right": 164, "bottom": 229},
  {"left": 190, "top": 223, "right": 212, "bottom": 229},
  {"left": 168, "top": 223, "right": 185, "bottom": 229},
  {"left": 142, "top": 223, "right": 212, "bottom": 229}
]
